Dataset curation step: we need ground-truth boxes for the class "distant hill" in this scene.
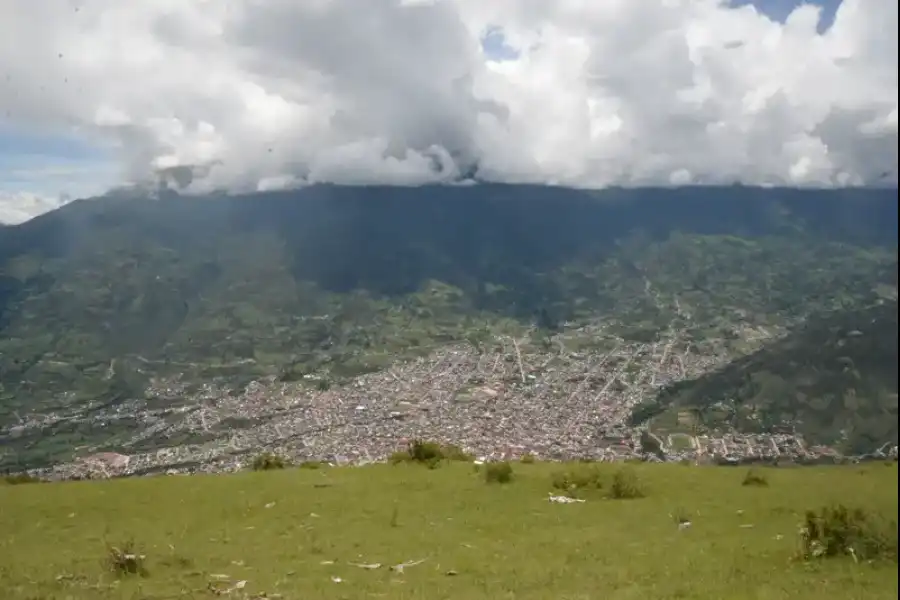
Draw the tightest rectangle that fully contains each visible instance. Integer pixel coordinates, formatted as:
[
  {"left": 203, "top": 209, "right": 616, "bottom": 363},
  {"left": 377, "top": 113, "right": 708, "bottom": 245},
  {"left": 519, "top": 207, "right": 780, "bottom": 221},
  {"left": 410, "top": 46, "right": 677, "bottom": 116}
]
[
  {"left": 0, "top": 184, "right": 896, "bottom": 443},
  {"left": 637, "top": 301, "right": 899, "bottom": 453}
]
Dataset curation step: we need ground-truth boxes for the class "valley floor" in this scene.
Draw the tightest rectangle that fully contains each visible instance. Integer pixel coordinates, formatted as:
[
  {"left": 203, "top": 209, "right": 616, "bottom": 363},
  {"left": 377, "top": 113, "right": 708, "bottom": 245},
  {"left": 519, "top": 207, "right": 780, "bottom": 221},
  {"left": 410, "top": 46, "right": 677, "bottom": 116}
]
[{"left": 0, "top": 463, "right": 897, "bottom": 599}]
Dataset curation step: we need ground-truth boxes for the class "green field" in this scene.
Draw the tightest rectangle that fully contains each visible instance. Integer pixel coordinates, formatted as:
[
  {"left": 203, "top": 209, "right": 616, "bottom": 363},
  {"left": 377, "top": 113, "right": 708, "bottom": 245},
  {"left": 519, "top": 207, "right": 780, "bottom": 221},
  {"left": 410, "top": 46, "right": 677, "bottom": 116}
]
[{"left": 1, "top": 463, "right": 897, "bottom": 599}]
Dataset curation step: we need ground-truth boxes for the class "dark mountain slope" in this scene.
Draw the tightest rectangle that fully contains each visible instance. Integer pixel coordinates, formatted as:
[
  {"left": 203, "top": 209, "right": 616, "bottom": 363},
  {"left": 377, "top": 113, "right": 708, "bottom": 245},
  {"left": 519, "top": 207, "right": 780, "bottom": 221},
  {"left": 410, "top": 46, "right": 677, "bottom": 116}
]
[{"left": 2, "top": 184, "right": 896, "bottom": 296}]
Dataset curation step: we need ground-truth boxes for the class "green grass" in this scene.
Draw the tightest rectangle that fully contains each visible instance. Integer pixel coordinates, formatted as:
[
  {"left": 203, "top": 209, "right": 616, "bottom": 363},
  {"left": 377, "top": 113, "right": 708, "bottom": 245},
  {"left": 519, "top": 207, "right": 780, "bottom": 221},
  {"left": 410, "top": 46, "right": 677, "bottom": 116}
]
[
  {"left": 669, "top": 434, "right": 696, "bottom": 452},
  {"left": 0, "top": 463, "right": 897, "bottom": 599}
]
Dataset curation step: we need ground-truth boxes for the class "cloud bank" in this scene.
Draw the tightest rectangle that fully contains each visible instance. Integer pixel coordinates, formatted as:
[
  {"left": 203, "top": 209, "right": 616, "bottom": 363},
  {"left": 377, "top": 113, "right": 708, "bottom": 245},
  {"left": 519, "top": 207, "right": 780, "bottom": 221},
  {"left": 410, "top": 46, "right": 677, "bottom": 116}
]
[{"left": 0, "top": 0, "right": 896, "bottom": 221}]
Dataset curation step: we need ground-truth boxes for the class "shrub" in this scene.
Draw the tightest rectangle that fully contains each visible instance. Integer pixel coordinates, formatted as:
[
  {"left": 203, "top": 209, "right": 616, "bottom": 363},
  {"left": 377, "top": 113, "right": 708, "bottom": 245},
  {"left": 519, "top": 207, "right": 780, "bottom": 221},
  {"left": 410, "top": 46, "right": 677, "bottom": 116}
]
[
  {"left": 484, "top": 461, "right": 514, "bottom": 484},
  {"left": 441, "top": 444, "right": 474, "bottom": 462},
  {"left": 742, "top": 468, "right": 769, "bottom": 487},
  {"left": 550, "top": 465, "right": 604, "bottom": 497},
  {"left": 798, "top": 505, "right": 898, "bottom": 562},
  {"left": 389, "top": 450, "right": 412, "bottom": 465},
  {"left": 251, "top": 453, "right": 289, "bottom": 471},
  {"left": 609, "top": 467, "right": 645, "bottom": 500},
  {"left": 298, "top": 460, "right": 324, "bottom": 470},
  {"left": 520, "top": 453, "right": 536, "bottom": 464},
  {"left": 408, "top": 440, "right": 444, "bottom": 463},
  {"left": 105, "top": 540, "right": 148, "bottom": 577},
  {"left": 389, "top": 440, "right": 473, "bottom": 466},
  {"left": 2, "top": 472, "right": 42, "bottom": 485}
]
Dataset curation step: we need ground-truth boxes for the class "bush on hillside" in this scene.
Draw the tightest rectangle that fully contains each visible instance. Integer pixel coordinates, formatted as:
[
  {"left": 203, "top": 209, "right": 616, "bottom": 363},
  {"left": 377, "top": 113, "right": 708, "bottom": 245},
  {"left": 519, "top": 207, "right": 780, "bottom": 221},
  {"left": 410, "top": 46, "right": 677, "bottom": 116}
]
[
  {"left": 389, "top": 450, "right": 414, "bottom": 465},
  {"left": 550, "top": 465, "right": 604, "bottom": 497},
  {"left": 798, "top": 505, "right": 898, "bottom": 563},
  {"left": 609, "top": 467, "right": 645, "bottom": 500},
  {"left": 441, "top": 443, "right": 474, "bottom": 462},
  {"left": 409, "top": 440, "right": 444, "bottom": 463},
  {"left": 742, "top": 468, "right": 769, "bottom": 487},
  {"left": 2, "top": 472, "right": 42, "bottom": 485},
  {"left": 520, "top": 453, "right": 536, "bottom": 464},
  {"left": 251, "top": 453, "right": 289, "bottom": 471},
  {"left": 484, "top": 461, "right": 514, "bottom": 484},
  {"left": 105, "top": 540, "right": 148, "bottom": 577},
  {"left": 389, "top": 440, "right": 473, "bottom": 467}
]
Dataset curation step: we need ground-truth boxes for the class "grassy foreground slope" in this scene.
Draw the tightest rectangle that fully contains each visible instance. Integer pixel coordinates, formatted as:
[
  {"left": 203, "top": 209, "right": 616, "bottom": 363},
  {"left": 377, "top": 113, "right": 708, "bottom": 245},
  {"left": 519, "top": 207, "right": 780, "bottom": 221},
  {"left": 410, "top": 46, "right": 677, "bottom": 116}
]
[{"left": 1, "top": 463, "right": 897, "bottom": 599}]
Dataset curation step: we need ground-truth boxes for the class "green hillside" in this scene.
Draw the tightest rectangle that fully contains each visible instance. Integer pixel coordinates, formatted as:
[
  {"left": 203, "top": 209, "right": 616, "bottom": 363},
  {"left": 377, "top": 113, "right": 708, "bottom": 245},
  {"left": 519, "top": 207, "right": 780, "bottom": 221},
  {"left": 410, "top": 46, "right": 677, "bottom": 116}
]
[{"left": 0, "top": 462, "right": 897, "bottom": 599}]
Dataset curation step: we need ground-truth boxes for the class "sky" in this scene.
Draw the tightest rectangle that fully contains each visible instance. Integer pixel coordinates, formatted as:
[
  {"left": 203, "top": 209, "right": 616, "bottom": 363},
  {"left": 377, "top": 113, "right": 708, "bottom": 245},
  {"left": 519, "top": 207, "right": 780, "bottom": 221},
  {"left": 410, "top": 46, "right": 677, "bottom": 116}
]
[{"left": 0, "top": 0, "right": 896, "bottom": 224}]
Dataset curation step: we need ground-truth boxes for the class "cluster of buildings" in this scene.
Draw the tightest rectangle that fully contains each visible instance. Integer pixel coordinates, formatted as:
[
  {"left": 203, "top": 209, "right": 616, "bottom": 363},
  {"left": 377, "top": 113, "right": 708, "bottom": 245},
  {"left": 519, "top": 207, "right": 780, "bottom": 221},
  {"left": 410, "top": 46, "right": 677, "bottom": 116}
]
[{"left": 2, "top": 322, "right": 889, "bottom": 481}]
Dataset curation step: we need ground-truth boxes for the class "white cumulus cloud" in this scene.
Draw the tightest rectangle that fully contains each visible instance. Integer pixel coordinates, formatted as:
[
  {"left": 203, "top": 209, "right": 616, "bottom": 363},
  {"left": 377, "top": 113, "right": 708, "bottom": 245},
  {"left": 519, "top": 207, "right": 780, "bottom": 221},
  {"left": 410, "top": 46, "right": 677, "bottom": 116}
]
[{"left": 0, "top": 0, "right": 896, "bottom": 222}]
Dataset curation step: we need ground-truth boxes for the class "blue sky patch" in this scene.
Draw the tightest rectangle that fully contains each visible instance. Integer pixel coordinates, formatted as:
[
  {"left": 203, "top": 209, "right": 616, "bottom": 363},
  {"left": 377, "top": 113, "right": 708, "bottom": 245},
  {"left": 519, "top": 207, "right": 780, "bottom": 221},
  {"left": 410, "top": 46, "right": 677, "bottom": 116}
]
[
  {"left": 0, "top": 123, "right": 116, "bottom": 201},
  {"left": 0, "top": 125, "right": 107, "bottom": 160},
  {"left": 731, "top": 0, "right": 842, "bottom": 32},
  {"left": 481, "top": 26, "right": 520, "bottom": 62}
]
